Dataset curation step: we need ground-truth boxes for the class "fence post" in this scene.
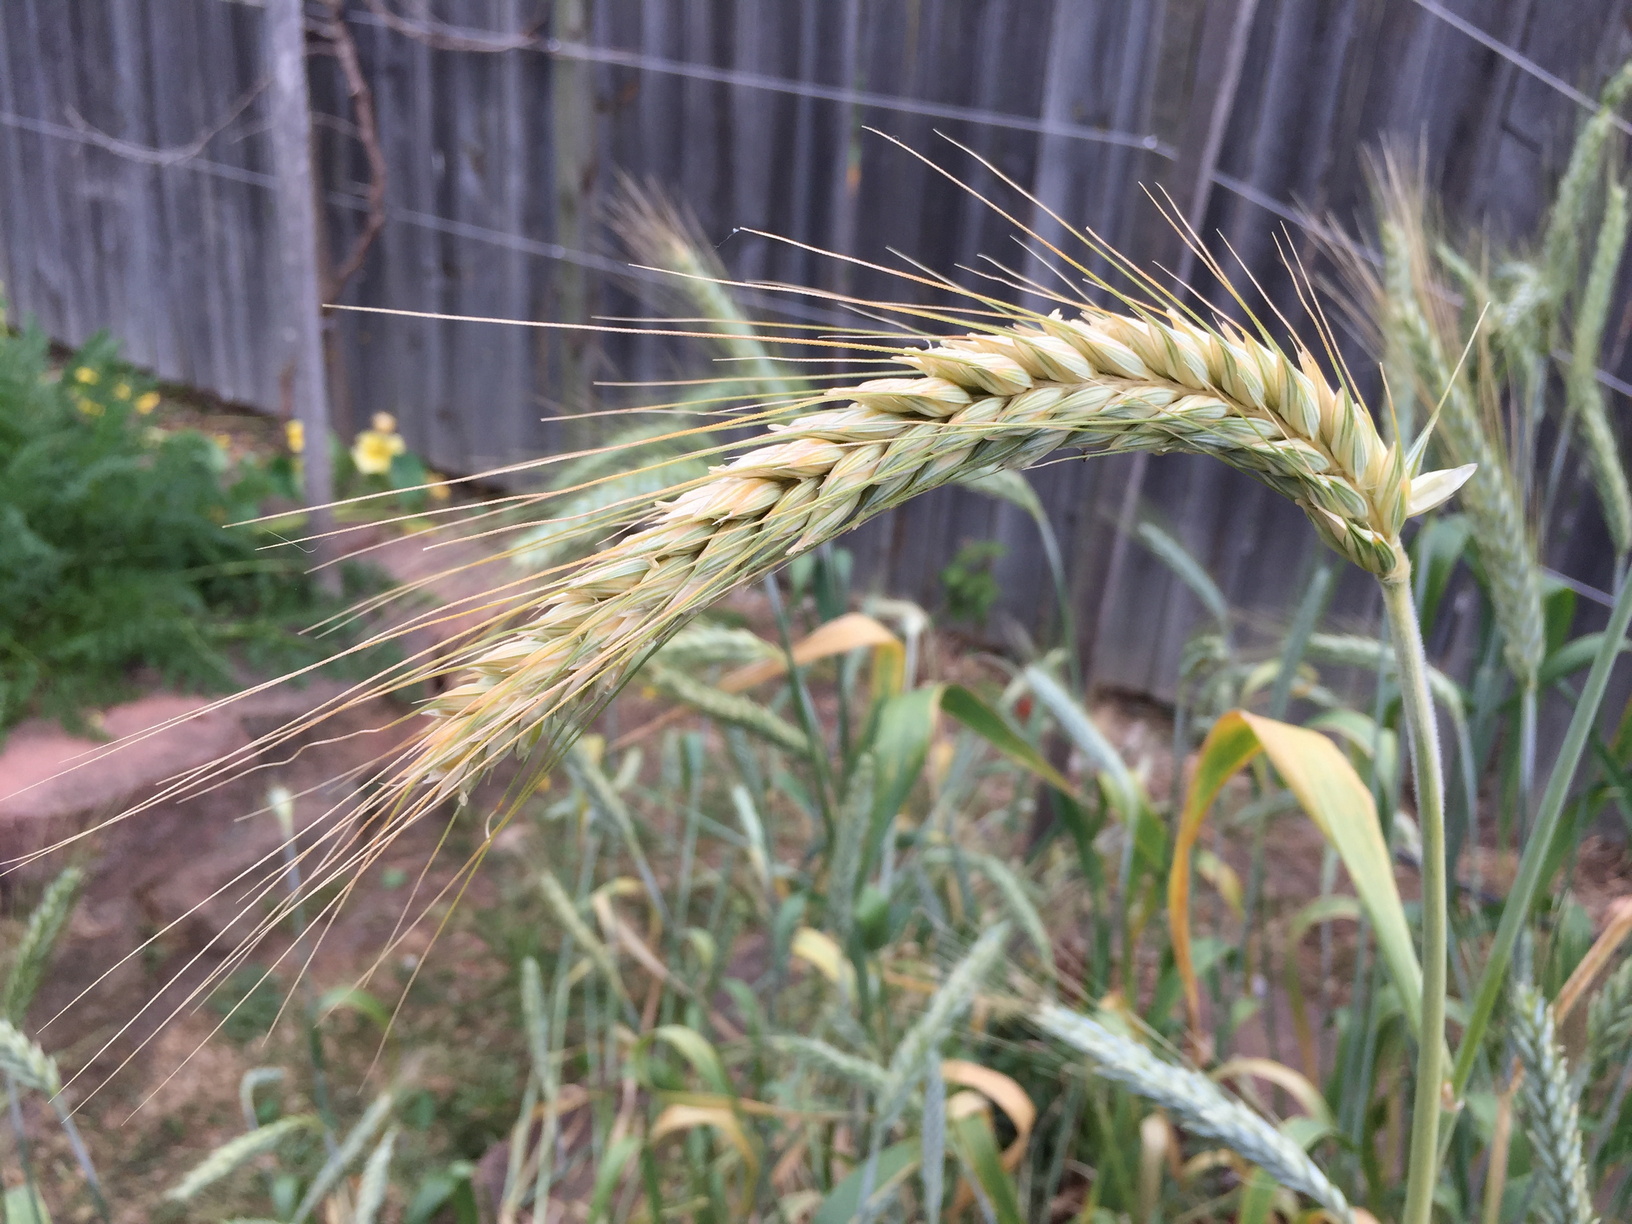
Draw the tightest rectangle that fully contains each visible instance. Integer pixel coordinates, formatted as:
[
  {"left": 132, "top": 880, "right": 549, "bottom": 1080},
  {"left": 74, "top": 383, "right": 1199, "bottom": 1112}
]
[{"left": 265, "top": 0, "right": 336, "bottom": 575}]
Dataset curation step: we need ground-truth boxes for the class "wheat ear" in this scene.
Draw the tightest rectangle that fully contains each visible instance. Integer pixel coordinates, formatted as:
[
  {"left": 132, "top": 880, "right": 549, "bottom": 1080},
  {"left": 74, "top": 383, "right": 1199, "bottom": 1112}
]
[
  {"left": 1, "top": 865, "right": 83, "bottom": 1025},
  {"left": 1565, "top": 179, "right": 1632, "bottom": 554},
  {"left": 1372, "top": 162, "right": 1545, "bottom": 686},
  {"left": 408, "top": 304, "right": 1467, "bottom": 799},
  {"left": 1542, "top": 61, "right": 1632, "bottom": 307},
  {"left": 1037, "top": 1004, "right": 1353, "bottom": 1224},
  {"left": 0, "top": 1020, "right": 61, "bottom": 1096},
  {"left": 1512, "top": 985, "right": 1597, "bottom": 1224}
]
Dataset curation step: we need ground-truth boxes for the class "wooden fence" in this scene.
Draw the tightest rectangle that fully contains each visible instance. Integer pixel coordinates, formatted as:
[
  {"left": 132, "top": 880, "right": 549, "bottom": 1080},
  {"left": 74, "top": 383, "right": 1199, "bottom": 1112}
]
[{"left": 1, "top": 0, "right": 1629, "bottom": 695}]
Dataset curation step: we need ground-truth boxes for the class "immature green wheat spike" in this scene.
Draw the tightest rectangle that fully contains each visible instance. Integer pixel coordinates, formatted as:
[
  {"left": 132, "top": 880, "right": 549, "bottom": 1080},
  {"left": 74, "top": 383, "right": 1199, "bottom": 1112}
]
[
  {"left": 410, "top": 300, "right": 1471, "bottom": 798},
  {"left": 1512, "top": 986, "right": 1597, "bottom": 1224},
  {"left": 2, "top": 865, "right": 83, "bottom": 1025},
  {"left": 644, "top": 664, "right": 813, "bottom": 756},
  {"left": 0, "top": 1019, "right": 60, "bottom": 1095},
  {"left": 1373, "top": 166, "right": 1545, "bottom": 686},
  {"left": 826, "top": 754, "right": 874, "bottom": 944},
  {"left": 1542, "top": 60, "right": 1632, "bottom": 309},
  {"left": 1036, "top": 1005, "right": 1353, "bottom": 1224},
  {"left": 291, "top": 1092, "right": 395, "bottom": 1224},
  {"left": 1588, "top": 955, "right": 1632, "bottom": 1067},
  {"left": 878, "top": 923, "right": 1010, "bottom": 1124},
  {"left": 649, "top": 623, "right": 781, "bottom": 672},
  {"left": 1566, "top": 179, "right": 1632, "bottom": 554},
  {"left": 351, "top": 1127, "right": 398, "bottom": 1224},
  {"left": 770, "top": 1035, "right": 892, "bottom": 1095},
  {"left": 167, "top": 1114, "right": 319, "bottom": 1201}
]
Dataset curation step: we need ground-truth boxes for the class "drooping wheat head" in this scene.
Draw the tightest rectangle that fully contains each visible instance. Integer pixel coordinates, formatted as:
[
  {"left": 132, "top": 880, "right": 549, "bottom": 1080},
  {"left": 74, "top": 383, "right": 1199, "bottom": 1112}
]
[{"left": 406, "top": 288, "right": 1470, "bottom": 804}]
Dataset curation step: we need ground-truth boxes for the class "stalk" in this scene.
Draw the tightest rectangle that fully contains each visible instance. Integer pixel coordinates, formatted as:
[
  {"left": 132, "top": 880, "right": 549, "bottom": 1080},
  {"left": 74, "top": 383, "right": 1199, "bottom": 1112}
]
[{"left": 1383, "top": 571, "right": 1449, "bottom": 1224}]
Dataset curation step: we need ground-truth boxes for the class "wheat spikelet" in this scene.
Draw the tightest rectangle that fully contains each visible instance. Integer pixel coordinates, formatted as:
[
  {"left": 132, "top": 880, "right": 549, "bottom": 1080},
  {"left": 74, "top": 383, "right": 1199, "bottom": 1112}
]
[
  {"left": 1512, "top": 986, "right": 1597, "bottom": 1224},
  {"left": 0, "top": 1020, "right": 60, "bottom": 1095},
  {"left": 2, "top": 865, "right": 83, "bottom": 1025},
  {"left": 1566, "top": 179, "right": 1632, "bottom": 554},
  {"left": 1036, "top": 1005, "right": 1353, "bottom": 1224},
  {"left": 408, "top": 300, "right": 1467, "bottom": 801},
  {"left": 167, "top": 1114, "right": 319, "bottom": 1201}
]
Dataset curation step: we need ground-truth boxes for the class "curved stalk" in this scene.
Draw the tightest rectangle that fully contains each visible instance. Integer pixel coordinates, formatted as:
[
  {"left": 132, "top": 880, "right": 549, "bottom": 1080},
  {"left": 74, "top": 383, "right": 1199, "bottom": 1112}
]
[{"left": 1383, "top": 571, "right": 1449, "bottom": 1224}]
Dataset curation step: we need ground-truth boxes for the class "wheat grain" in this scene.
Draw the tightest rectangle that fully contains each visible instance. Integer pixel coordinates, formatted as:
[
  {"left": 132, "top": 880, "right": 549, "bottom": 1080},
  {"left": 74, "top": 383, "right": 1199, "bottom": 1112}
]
[
  {"left": 1036, "top": 1005, "right": 1353, "bottom": 1224},
  {"left": 1511, "top": 986, "right": 1597, "bottom": 1224},
  {"left": 409, "top": 305, "right": 1467, "bottom": 800}
]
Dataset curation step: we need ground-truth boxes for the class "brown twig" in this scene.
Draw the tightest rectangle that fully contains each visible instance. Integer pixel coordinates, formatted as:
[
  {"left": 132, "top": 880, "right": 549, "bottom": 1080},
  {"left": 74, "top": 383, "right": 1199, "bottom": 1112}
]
[
  {"left": 358, "top": 0, "right": 543, "bottom": 53},
  {"left": 63, "top": 78, "right": 267, "bottom": 167},
  {"left": 318, "top": 2, "right": 388, "bottom": 299}
]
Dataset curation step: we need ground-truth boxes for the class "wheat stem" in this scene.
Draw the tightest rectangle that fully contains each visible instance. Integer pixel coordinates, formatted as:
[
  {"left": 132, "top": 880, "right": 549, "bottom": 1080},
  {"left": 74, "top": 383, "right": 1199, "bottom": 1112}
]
[{"left": 1384, "top": 574, "right": 1450, "bottom": 1224}]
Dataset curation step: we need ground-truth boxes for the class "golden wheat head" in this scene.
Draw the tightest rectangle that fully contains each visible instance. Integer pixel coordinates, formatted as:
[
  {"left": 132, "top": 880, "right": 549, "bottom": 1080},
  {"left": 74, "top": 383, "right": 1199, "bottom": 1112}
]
[{"left": 408, "top": 300, "right": 1470, "bottom": 800}]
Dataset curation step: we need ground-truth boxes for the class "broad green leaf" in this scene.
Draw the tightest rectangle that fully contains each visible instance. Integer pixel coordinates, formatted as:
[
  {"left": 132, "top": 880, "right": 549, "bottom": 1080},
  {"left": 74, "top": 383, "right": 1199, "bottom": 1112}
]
[
  {"left": 1022, "top": 665, "right": 1142, "bottom": 819},
  {"left": 1169, "top": 710, "right": 1422, "bottom": 1040},
  {"left": 584, "top": 1134, "right": 643, "bottom": 1224},
  {"left": 948, "top": 1101, "right": 1026, "bottom": 1224},
  {"left": 870, "top": 682, "right": 1078, "bottom": 871},
  {"left": 813, "top": 1139, "right": 920, "bottom": 1224},
  {"left": 310, "top": 986, "right": 392, "bottom": 1033},
  {"left": 3, "top": 1185, "right": 49, "bottom": 1224},
  {"left": 632, "top": 1025, "right": 733, "bottom": 1097}
]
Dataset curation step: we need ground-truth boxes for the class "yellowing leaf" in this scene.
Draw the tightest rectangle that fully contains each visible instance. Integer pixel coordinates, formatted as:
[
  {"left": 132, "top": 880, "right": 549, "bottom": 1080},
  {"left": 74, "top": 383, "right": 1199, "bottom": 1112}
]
[
  {"left": 791, "top": 927, "right": 853, "bottom": 993},
  {"left": 1169, "top": 710, "right": 1422, "bottom": 1042}
]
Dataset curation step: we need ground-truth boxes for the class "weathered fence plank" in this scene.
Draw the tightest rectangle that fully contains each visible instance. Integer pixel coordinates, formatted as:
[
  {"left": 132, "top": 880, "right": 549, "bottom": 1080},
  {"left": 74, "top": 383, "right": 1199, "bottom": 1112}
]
[{"left": 2, "top": 0, "right": 1630, "bottom": 697}]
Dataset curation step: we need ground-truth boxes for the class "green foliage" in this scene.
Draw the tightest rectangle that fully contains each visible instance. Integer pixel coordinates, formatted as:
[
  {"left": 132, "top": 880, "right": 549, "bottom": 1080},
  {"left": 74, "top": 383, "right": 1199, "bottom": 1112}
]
[
  {"left": 938, "top": 539, "right": 1006, "bottom": 625},
  {"left": 0, "top": 323, "right": 383, "bottom": 735}
]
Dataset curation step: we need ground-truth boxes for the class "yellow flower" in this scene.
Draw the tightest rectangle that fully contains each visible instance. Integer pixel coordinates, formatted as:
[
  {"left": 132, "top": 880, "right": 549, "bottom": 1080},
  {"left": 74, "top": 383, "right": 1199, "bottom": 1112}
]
[
  {"left": 427, "top": 472, "right": 451, "bottom": 502},
  {"left": 285, "top": 419, "right": 305, "bottom": 453},
  {"left": 134, "top": 391, "right": 160, "bottom": 414},
  {"left": 76, "top": 397, "right": 103, "bottom": 417},
  {"left": 371, "top": 412, "right": 399, "bottom": 434},
  {"left": 214, "top": 433, "right": 234, "bottom": 453},
  {"left": 74, "top": 367, "right": 99, "bottom": 385},
  {"left": 114, "top": 381, "right": 131, "bottom": 400},
  {"left": 352, "top": 427, "right": 406, "bottom": 475}
]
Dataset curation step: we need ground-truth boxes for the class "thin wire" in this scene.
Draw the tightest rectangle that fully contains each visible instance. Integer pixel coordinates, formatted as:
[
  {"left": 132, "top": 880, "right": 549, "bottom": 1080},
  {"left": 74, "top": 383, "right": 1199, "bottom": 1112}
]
[
  {"left": 341, "top": 7, "right": 1177, "bottom": 158},
  {"left": 1407, "top": 0, "right": 1632, "bottom": 137}
]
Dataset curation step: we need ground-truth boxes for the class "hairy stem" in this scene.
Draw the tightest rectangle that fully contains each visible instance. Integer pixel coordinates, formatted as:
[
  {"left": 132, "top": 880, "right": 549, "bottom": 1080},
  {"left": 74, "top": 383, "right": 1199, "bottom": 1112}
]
[{"left": 1384, "top": 572, "right": 1448, "bottom": 1224}]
